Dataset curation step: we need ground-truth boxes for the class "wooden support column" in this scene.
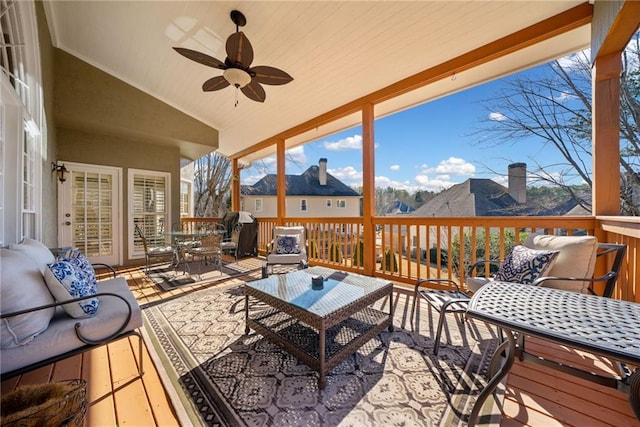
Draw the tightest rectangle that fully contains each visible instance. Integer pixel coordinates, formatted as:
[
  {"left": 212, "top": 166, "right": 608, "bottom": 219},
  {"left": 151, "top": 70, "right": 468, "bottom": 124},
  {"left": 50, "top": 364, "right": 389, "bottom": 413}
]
[
  {"left": 276, "top": 139, "right": 286, "bottom": 225},
  {"left": 362, "top": 104, "right": 376, "bottom": 276},
  {"left": 592, "top": 52, "right": 621, "bottom": 216},
  {"left": 231, "top": 158, "right": 240, "bottom": 212}
]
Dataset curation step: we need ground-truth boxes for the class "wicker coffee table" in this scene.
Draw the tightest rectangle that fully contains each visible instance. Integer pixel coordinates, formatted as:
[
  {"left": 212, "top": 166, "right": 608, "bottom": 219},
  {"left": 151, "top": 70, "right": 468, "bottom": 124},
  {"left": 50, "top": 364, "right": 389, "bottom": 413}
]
[{"left": 244, "top": 266, "right": 393, "bottom": 389}]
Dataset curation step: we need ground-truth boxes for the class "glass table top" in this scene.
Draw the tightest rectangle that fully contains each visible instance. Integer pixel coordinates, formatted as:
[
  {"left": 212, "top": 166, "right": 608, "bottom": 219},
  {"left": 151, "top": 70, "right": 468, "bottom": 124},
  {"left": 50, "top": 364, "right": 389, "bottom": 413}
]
[{"left": 247, "top": 266, "right": 391, "bottom": 317}]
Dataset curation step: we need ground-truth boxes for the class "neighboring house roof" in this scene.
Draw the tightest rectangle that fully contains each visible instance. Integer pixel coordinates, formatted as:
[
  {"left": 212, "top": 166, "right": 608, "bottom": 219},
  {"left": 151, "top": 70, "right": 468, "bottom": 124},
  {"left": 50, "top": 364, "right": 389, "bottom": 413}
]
[
  {"left": 380, "top": 201, "right": 416, "bottom": 215},
  {"left": 412, "top": 178, "right": 587, "bottom": 217},
  {"left": 412, "top": 179, "right": 517, "bottom": 217},
  {"left": 241, "top": 165, "right": 361, "bottom": 197}
]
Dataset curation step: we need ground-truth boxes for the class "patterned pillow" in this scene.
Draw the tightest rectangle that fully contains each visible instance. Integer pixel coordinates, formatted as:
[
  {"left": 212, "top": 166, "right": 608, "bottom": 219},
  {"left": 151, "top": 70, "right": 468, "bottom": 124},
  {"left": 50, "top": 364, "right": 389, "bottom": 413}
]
[
  {"left": 64, "top": 252, "right": 98, "bottom": 291},
  {"left": 44, "top": 260, "right": 99, "bottom": 318},
  {"left": 493, "top": 245, "right": 559, "bottom": 285},
  {"left": 275, "top": 235, "right": 301, "bottom": 254}
]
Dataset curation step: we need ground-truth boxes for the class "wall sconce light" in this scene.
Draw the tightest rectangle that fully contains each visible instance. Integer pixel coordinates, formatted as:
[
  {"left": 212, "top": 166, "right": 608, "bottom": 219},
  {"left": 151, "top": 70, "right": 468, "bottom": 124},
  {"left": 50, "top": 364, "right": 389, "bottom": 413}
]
[{"left": 51, "top": 162, "right": 68, "bottom": 183}]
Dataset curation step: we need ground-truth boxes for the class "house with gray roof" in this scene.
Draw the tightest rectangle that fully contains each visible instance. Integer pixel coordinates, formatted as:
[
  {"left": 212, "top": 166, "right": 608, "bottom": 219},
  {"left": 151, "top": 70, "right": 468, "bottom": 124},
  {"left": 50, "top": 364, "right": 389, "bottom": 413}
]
[
  {"left": 241, "top": 159, "right": 361, "bottom": 218},
  {"left": 408, "top": 163, "right": 589, "bottom": 253}
]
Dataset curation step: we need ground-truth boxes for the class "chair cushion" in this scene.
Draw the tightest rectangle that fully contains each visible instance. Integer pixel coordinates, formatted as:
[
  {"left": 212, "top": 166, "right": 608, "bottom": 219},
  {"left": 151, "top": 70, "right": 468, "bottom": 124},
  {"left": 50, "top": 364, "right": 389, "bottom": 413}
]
[
  {"left": 0, "top": 249, "right": 55, "bottom": 348},
  {"left": 8, "top": 238, "right": 55, "bottom": 274},
  {"left": 524, "top": 234, "right": 598, "bottom": 293},
  {"left": 465, "top": 276, "right": 492, "bottom": 293},
  {"left": 1, "top": 277, "right": 141, "bottom": 375},
  {"left": 493, "top": 245, "right": 559, "bottom": 285},
  {"left": 44, "top": 260, "right": 99, "bottom": 319},
  {"left": 275, "top": 234, "right": 301, "bottom": 254}
]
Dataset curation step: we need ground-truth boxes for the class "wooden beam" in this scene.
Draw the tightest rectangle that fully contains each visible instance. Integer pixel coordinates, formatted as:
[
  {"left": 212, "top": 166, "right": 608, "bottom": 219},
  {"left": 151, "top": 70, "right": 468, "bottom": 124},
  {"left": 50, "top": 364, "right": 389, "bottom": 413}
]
[
  {"left": 276, "top": 140, "right": 286, "bottom": 225},
  {"left": 595, "top": 0, "right": 640, "bottom": 58},
  {"left": 231, "top": 3, "right": 592, "bottom": 160},
  {"left": 231, "top": 158, "right": 240, "bottom": 211},
  {"left": 592, "top": 52, "right": 621, "bottom": 216},
  {"left": 362, "top": 104, "right": 376, "bottom": 276}
]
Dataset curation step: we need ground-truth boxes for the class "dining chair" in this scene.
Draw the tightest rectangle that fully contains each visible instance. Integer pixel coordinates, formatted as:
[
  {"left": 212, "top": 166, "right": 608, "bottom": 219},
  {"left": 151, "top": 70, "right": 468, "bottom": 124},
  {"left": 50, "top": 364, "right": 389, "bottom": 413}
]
[
  {"left": 134, "top": 224, "right": 175, "bottom": 273},
  {"left": 221, "top": 223, "right": 242, "bottom": 260},
  {"left": 185, "top": 234, "right": 223, "bottom": 279}
]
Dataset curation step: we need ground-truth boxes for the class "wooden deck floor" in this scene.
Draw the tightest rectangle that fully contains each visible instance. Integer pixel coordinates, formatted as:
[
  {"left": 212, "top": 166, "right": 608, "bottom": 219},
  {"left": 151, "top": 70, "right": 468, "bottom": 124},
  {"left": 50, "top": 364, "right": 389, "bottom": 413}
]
[{"left": 1, "top": 258, "right": 637, "bottom": 426}]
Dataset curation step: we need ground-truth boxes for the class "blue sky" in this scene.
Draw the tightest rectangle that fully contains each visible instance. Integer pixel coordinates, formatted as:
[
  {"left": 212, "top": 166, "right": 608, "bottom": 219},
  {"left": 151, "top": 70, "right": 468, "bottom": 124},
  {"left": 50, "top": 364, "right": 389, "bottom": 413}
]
[{"left": 241, "top": 57, "right": 583, "bottom": 193}]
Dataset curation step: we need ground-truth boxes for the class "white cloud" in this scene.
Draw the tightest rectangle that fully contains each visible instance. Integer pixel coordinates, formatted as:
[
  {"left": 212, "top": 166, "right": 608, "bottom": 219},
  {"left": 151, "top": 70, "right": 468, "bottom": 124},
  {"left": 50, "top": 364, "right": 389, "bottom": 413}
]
[
  {"left": 286, "top": 146, "right": 307, "bottom": 165},
  {"left": 556, "top": 49, "right": 590, "bottom": 70},
  {"left": 491, "top": 175, "right": 508, "bottom": 187},
  {"left": 489, "top": 111, "right": 506, "bottom": 121},
  {"left": 249, "top": 146, "right": 308, "bottom": 174},
  {"left": 323, "top": 135, "right": 362, "bottom": 151},
  {"left": 421, "top": 157, "right": 475, "bottom": 176},
  {"left": 241, "top": 172, "right": 266, "bottom": 185},
  {"left": 328, "top": 166, "right": 362, "bottom": 184},
  {"left": 390, "top": 164, "right": 400, "bottom": 171}
]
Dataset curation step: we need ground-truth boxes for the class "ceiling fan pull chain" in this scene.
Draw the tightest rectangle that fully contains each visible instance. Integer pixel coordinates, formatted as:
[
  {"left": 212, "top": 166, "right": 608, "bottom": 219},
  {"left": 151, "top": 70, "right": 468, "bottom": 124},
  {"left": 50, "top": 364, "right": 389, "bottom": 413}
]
[{"left": 235, "top": 87, "right": 239, "bottom": 107}]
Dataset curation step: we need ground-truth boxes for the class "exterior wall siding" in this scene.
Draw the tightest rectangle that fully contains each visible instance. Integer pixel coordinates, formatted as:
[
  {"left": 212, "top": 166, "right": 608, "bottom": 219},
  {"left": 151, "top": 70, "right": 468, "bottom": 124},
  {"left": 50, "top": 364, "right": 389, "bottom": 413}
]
[{"left": 243, "top": 195, "right": 360, "bottom": 218}]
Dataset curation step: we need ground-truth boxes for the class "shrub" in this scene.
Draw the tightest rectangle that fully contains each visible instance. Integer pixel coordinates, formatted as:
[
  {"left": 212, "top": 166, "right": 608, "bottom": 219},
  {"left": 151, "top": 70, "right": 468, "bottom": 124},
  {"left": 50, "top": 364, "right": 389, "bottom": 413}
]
[
  {"left": 352, "top": 240, "right": 364, "bottom": 267},
  {"left": 329, "top": 242, "right": 343, "bottom": 263},
  {"left": 381, "top": 249, "right": 398, "bottom": 272},
  {"left": 307, "top": 240, "right": 320, "bottom": 259}
]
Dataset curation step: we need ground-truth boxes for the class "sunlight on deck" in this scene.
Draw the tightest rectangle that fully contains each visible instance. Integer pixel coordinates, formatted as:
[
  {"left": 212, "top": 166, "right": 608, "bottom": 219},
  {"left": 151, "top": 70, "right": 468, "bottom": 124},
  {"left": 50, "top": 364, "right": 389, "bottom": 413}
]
[{"left": 1, "top": 258, "right": 637, "bottom": 427}]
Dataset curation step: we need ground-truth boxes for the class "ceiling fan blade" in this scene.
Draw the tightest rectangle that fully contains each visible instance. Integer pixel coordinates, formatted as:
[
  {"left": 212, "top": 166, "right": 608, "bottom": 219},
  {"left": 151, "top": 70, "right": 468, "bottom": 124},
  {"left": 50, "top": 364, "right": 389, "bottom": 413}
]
[
  {"left": 202, "top": 76, "right": 230, "bottom": 92},
  {"left": 241, "top": 80, "right": 266, "bottom": 102},
  {"left": 250, "top": 66, "right": 294, "bottom": 85},
  {"left": 226, "top": 32, "right": 254, "bottom": 68},
  {"left": 173, "top": 47, "right": 226, "bottom": 69}
]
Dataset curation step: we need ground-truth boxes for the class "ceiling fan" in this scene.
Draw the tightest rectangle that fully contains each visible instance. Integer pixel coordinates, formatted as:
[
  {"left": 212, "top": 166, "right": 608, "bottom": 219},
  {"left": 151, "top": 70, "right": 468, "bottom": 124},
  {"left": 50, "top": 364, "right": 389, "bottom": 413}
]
[{"left": 173, "top": 10, "right": 293, "bottom": 104}]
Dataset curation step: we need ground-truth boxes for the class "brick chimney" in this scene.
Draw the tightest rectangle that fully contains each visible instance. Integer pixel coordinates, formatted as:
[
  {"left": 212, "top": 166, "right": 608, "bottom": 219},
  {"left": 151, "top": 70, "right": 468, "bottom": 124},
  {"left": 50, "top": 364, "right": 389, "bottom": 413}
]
[
  {"left": 508, "top": 162, "right": 526, "bottom": 204},
  {"left": 319, "top": 158, "right": 327, "bottom": 186}
]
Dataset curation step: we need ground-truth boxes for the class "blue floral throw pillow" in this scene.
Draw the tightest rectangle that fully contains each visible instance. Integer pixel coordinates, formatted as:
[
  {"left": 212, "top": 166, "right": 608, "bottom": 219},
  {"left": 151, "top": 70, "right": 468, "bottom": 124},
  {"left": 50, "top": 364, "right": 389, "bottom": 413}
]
[
  {"left": 493, "top": 245, "right": 559, "bottom": 285},
  {"left": 44, "top": 259, "right": 99, "bottom": 318},
  {"left": 275, "top": 235, "right": 301, "bottom": 254}
]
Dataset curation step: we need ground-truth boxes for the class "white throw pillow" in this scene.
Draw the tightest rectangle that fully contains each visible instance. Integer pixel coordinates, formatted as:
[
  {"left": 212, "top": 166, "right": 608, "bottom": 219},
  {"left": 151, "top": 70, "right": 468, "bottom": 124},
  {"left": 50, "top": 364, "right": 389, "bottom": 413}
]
[
  {"left": 9, "top": 238, "right": 55, "bottom": 273},
  {"left": 0, "top": 248, "right": 56, "bottom": 348},
  {"left": 44, "top": 260, "right": 99, "bottom": 319},
  {"left": 524, "top": 234, "right": 598, "bottom": 293}
]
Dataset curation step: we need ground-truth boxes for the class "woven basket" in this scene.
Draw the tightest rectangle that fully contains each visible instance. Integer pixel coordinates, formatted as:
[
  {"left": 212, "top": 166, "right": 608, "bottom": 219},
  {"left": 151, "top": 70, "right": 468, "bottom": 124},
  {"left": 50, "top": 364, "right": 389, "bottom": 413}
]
[{"left": 0, "top": 379, "right": 87, "bottom": 427}]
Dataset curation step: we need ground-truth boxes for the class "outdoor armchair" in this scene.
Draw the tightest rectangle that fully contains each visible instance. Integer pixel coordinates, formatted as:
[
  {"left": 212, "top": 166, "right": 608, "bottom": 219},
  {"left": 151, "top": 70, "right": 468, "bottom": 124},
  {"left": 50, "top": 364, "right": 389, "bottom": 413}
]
[
  {"left": 262, "top": 226, "right": 308, "bottom": 278},
  {"left": 413, "top": 234, "right": 627, "bottom": 355}
]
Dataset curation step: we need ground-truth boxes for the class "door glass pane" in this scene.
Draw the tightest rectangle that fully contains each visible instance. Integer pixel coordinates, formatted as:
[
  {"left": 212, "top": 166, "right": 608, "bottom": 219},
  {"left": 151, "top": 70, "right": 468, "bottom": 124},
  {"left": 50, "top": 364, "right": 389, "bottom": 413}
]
[
  {"left": 71, "top": 170, "right": 114, "bottom": 257},
  {"left": 132, "top": 173, "right": 168, "bottom": 251}
]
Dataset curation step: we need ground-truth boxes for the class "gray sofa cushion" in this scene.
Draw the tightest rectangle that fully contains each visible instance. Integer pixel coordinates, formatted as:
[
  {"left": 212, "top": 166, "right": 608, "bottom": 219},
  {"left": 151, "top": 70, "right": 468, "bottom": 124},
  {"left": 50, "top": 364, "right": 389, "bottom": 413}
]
[
  {"left": 0, "top": 249, "right": 55, "bottom": 348},
  {"left": 0, "top": 276, "right": 141, "bottom": 374},
  {"left": 8, "top": 238, "right": 55, "bottom": 273}
]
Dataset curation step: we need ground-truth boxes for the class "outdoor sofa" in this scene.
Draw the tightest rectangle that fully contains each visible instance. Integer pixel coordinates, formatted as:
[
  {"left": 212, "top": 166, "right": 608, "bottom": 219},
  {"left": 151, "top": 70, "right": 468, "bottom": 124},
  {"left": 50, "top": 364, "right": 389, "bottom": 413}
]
[{"left": 0, "top": 239, "right": 143, "bottom": 378}]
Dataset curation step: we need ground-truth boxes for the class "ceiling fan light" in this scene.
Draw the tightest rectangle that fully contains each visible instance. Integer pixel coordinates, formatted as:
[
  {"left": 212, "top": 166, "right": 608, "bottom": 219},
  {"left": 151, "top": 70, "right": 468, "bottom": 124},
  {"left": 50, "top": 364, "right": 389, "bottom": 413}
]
[{"left": 223, "top": 68, "right": 251, "bottom": 88}]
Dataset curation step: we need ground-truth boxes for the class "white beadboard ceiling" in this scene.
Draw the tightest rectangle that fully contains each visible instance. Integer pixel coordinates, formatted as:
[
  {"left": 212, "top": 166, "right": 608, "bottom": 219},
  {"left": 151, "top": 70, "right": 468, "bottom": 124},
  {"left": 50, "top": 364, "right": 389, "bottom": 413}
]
[{"left": 43, "top": 1, "right": 589, "bottom": 163}]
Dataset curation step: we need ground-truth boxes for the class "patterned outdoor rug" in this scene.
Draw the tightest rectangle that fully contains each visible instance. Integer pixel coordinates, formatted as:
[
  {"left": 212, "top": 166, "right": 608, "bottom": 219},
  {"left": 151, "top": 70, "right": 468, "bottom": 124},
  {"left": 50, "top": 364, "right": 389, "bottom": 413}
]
[
  {"left": 146, "top": 259, "right": 264, "bottom": 291},
  {"left": 142, "top": 283, "right": 503, "bottom": 426}
]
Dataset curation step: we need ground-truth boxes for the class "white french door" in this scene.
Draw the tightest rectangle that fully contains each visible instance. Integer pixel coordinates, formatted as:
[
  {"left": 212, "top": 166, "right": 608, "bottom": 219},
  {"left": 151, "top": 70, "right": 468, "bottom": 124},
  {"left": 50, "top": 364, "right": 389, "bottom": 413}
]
[{"left": 58, "top": 162, "right": 122, "bottom": 265}]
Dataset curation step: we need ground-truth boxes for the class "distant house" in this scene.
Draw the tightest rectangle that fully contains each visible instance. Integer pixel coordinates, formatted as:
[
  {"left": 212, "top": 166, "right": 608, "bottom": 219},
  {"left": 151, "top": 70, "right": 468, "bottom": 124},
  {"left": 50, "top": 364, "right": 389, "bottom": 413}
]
[
  {"left": 380, "top": 201, "right": 416, "bottom": 215},
  {"left": 408, "top": 163, "right": 588, "bottom": 253},
  {"left": 241, "top": 159, "right": 361, "bottom": 218}
]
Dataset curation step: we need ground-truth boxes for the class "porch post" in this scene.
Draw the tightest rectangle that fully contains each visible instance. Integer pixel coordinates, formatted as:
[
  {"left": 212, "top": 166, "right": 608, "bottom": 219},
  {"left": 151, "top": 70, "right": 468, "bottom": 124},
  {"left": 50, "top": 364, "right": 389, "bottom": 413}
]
[
  {"left": 276, "top": 139, "right": 286, "bottom": 225},
  {"left": 232, "top": 158, "right": 240, "bottom": 212},
  {"left": 590, "top": 0, "right": 640, "bottom": 216},
  {"left": 592, "top": 52, "right": 621, "bottom": 216},
  {"left": 362, "top": 103, "right": 376, "bottom": 276}
]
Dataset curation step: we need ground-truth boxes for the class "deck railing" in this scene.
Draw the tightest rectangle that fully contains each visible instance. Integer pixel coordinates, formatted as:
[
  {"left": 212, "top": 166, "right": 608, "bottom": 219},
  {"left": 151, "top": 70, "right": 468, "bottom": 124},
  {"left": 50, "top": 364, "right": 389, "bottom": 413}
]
[{"left": 181, "top": 215, "right": 638, "bottom": 302}]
